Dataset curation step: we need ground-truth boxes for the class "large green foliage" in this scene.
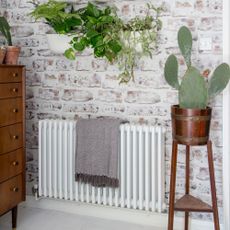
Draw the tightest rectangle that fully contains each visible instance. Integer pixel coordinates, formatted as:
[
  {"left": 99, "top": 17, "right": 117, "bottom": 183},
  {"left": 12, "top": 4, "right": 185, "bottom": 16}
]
[
  {"left": 30, "top": 1, "right": 162, "bottom": 83},
  {"left": 178, "top": 26, "right": 192, "bottom": 67},
  {"left": 179, "top": 67, "right": 207, "bottom": 109},
  {"left": 208, "top": 63, "right": 230, "bottom": 98},
  {"left": 29, "top": 0, "right": 82, "bottom": 34},
  {"left": 164, "top": 54, "right": 179, "bottom": 90},
  {"left": 0, "top": 16, "right": 12, "bottom": 46},
  {"left": 164, "top": 26, "right": 230, "bottom": 108}
]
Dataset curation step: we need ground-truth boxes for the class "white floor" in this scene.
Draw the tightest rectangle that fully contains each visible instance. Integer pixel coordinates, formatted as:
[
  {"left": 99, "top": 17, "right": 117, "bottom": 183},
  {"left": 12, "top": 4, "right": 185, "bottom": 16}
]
[{"left": 0, "top": 206, "right": 163, "bottom": 230}]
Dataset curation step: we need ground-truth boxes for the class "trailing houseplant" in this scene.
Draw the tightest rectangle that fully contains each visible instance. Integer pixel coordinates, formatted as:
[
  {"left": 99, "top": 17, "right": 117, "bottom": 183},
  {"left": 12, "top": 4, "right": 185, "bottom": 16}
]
[
  {"left": 0, "top": 16, "right": 21, "bottom": 65},
  {"left": 164, "top": 26, "right": 230, "bottom": 145},
  {"left": 29, "top": 0, "right": 162, "bottom": 83}
]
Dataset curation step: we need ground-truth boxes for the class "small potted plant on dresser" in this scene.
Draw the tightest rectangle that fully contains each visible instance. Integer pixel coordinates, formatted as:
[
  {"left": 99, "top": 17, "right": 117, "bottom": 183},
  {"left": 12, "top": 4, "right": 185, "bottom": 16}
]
[
  {"left": 0, "top": 16, "right": 20, "bottom": 65},
  {"left": 164, "top": 26, "right": 230, "bottom": 230}
]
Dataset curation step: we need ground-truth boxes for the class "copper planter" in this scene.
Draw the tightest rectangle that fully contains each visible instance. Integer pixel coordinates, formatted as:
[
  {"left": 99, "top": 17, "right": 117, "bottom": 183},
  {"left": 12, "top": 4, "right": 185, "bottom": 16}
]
[{"left": 171, "top": 105, "right": 212, "bottom": 145}]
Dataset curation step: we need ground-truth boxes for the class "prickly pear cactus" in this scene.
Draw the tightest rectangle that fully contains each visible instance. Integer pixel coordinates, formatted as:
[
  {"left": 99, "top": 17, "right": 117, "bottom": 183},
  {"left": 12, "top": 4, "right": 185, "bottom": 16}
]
[
  {"left": 179, "top": 66, "right": 208, "bottom": 109},
  {"left": 164, "top": 26, "right": 230, "bottom": 109},
  {"left": 208, "top": 63, "right": 230, "bottom": 98},
  {"left": 164, "top": 54, "right": 179, "bottom": 90},
  {"left": 178, "top": 26, "right": 192, "bottom": 67}
]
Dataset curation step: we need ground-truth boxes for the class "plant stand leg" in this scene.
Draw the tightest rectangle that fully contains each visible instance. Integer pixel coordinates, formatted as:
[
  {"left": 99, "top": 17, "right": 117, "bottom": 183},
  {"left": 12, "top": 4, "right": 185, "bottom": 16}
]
[
  {"left": 12, "top": 206, "right": 18, "bottom": 230},
  {"left": 168, "top": 140, "right": 178, "bottom": 230},
  {"left": 185, "top": 145, "right": 190, "bottom": 230},
  {"left": 207, "top": 141, "right": 220, "bottom": 230}
]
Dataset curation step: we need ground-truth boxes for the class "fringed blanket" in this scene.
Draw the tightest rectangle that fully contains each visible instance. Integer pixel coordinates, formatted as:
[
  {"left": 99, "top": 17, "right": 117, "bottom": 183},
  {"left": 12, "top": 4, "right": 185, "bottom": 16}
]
[{"left": 75, "top": 118, "right": 121, "bottom": 187}]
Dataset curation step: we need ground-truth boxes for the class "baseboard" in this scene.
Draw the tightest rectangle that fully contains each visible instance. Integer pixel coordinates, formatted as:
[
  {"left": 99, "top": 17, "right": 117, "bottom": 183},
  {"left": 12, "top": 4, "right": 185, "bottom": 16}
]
[{"left": 22, "top": 196, "right": 223, "bottom": 230}]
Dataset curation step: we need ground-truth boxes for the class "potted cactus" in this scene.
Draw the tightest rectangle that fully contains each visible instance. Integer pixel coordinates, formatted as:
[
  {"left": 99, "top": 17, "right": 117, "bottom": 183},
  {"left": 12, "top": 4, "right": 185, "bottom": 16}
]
[
  {"left": 164, "top": 26, "right": 230, "bottom": 145},
  {"left": 0, "top": 16, "right": 20, "bottom": 65}
]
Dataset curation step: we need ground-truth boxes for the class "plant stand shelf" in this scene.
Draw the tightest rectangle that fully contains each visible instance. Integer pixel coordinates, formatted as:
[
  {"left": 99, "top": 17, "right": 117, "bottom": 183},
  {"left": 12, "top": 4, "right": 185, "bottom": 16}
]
[{"left": 167, "top": 140, "right": 220, "bottom": 230}]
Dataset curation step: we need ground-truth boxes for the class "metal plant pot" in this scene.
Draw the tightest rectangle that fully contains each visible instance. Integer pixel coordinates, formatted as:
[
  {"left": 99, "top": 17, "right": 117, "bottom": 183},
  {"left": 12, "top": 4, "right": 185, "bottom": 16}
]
[{"left": 171, "top": 105, "right": 212, "bottom": 145}]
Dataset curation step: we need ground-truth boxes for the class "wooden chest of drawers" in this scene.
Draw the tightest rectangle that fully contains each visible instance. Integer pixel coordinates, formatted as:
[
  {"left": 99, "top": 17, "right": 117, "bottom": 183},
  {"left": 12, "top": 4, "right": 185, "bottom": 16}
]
[{"left": 0, "top": 65, "right": 25, "bottom": 229}]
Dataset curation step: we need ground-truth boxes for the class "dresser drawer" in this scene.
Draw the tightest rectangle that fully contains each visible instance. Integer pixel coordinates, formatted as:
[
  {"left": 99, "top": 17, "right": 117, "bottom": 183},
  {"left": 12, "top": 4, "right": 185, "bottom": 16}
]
[
  {"left": 0, "top": 67, "right": 22, "bottom": 83},
  {"left": 0, "top": 174, "right": 23, "bottom": 215},
  {"left": 0, "top": 98, "right": 23, "bottom": 127},
  {"left": 0, "top": 149, "right": 23, "bottom": 183},
  {"left": 0, "top": 123, "right": 23, "bottom": 155},
  {"left": 0, "top": 83, "right": 22, "bottom": 99}
]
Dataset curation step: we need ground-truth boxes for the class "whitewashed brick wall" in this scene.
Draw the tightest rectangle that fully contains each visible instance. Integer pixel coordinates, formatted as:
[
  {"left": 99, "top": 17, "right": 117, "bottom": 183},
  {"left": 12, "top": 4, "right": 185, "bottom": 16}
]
[{"left": 0, "top": 0, "right": 223, "bottom": 222}]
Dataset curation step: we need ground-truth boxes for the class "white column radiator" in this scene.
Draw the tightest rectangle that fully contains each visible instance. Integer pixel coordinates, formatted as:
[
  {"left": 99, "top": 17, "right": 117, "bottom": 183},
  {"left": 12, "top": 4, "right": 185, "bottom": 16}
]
[{"left": 38, "top": 119, "right": 166, "bottom": 213}]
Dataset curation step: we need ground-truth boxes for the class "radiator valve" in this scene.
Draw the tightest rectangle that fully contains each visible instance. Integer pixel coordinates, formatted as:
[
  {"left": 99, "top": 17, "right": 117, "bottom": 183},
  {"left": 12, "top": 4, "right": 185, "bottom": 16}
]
[{"left": 32, "top": 184, "right": 39, "bottom": 200}]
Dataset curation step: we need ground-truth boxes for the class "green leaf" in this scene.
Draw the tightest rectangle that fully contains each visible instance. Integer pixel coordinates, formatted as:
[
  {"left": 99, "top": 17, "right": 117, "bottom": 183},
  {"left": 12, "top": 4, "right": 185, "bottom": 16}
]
[
  {"left": 87, "top": 16, "right": 98, "bottom": 24},
  {"left": 86, "top": 30, "right": 99, "bottom": 38},
  {"left": 64, "top": 48, "right": 76, "bottom": 60},
  {"left": 178, "top": 26, "right": 192, "bottom": 67},
  {"left": 108, "top": 40, "right": 122, "bottom": 54},
  {"left": 99, "top": 15, "right": 113, "bottom": 24},
  {"left": 0, "top": 16, "right": 12, "bottom": 45},
  {"left": 90, "top": 35, "right": 103, "bottom": 47},
  {"left": 208, "top": 63, "right": 230, "bottom": 98},
  {"left": 72, "top": 37, "right": 78, "bottom": 42},
  {"left": 179, "top": 66, "right": 208, "bottom": 109},
  {"left": 65, "top": 17, "right": 82, "bottom": 27},
  {"left": 86, "top": 2, "right": 100, "bottom": 18},
  {"left": 73, "top": 42, "right": 85, "bottom": 51},
  {"left": 164, "top": 54, "right": 179, "bottom": 90},
  {"left": 104, "top": 7, "right": 111, "bottom": 15},
  {"left": 94, "top": 46, "right": 105, "bottom": 57},
  {"left": 80, "top": 37, "right": 89, "bottom": 47}
]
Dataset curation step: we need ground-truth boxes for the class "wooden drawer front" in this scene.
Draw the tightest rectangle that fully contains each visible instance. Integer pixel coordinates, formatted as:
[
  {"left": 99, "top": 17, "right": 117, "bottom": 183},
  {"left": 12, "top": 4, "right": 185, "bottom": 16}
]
[
  {"left": 0, "top": 83, "right": 22, "bottom": 99},
  {"left": 0, "top": 123, "right": 23, "bottom": 155},
  {"left": 0, "top": 67, "right": 22, "bottom": 83},
  {"left": 0, "top": 149, "right": 23, "bottom": 183},
  {"left": 0, "top": 174, "right": 23, "bottom": 215},
  {"left": 0, "top": 98, "right": 22, "bottom": 127}
]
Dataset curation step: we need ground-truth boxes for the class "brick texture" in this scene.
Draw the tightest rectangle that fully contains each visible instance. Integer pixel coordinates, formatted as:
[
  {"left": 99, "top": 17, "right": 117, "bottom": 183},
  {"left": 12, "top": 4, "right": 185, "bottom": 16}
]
[{"left": 0, "top": 0, "right": 223, "bottom": 222}]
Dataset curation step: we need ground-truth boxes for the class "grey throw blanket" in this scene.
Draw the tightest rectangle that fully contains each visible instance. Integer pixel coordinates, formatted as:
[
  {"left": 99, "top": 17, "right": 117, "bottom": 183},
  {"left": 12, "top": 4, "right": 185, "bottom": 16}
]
[{"left": 75, "top": 118, "right": 121, "bottom": 187}]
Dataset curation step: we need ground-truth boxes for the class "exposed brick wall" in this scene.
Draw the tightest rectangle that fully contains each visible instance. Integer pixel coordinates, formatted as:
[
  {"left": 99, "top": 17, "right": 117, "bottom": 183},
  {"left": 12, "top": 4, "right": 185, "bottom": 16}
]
[{"left": 0, "top": 0, "right": 223, "bottom": 222}]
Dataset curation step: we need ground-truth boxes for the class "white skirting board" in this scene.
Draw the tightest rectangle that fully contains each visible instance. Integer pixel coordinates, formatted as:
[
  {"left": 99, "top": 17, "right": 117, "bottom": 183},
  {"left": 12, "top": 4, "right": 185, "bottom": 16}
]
[{"left": 22, "top": 196, "right": 223, "bottom": 230}]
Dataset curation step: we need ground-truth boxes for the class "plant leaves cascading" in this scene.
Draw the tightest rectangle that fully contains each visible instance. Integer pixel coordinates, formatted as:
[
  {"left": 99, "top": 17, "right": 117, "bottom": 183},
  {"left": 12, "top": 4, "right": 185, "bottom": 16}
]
[
  {"left": 164, "top": 26, "right": 230, "bottom": 109},
  {"left": 30, "top": 1, "right": 162, "bottom": 84}
]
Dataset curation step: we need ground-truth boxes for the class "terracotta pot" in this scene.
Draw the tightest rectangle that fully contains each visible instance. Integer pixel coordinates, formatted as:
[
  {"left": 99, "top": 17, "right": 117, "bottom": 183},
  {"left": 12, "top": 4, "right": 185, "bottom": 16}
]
[
  {"left": 4, "top": 46, "right": 21, "bottom": 65},
  {"left": 0, "top": 48, "right": 6, "bottom": 64},
  {"left": 171, "top": 105, "right": 212, "bottom": 145}
]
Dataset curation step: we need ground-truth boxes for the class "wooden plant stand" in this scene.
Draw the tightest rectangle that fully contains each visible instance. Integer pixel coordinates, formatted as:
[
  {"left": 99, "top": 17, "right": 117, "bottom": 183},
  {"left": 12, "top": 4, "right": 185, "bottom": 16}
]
[{"left": 168, "top": 140, "right": 220, "bottom": 230}]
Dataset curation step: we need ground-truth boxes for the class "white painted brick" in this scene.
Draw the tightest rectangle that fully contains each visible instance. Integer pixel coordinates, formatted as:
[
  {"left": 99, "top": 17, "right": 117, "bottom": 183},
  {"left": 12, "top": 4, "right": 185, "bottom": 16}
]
[
  {"left": 6, "top": 0, "right": 224, "bottom": 217},
  {"left": 125, "top": 91, "right": 161, "bottom": 104},
  {"left": 61, "top": 89, "right": 93, "bottom": 102}
]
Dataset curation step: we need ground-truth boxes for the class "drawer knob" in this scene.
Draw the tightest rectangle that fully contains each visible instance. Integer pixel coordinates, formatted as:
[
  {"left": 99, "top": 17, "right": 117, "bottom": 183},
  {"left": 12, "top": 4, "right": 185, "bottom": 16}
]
[
  {"left": 12, "top": 88, "right": 18, "bottom": 93},
  {"left": 12, "top": 187, "right": 19, "bottom": 192},
  {"left": 12, "top": 161, "right": 19, "bottom": 166},
  {"left": 12, "top": 108, "right": 18, "bottom": 113},
  {"left": 13, "top": 135, "right": 19, "bottom": 140},
  {"left": 12, "top": 73, "right": 18, "bottom": 77}
]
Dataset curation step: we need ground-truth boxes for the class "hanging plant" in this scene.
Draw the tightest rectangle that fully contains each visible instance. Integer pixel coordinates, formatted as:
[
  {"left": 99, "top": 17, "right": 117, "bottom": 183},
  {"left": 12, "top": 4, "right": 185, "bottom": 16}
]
[
  {"left": 118, "top": 4, "right": 162, "bottom": 83},
  {"left": 30, "top": 0, "right": 163, "bottom": 83}
]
